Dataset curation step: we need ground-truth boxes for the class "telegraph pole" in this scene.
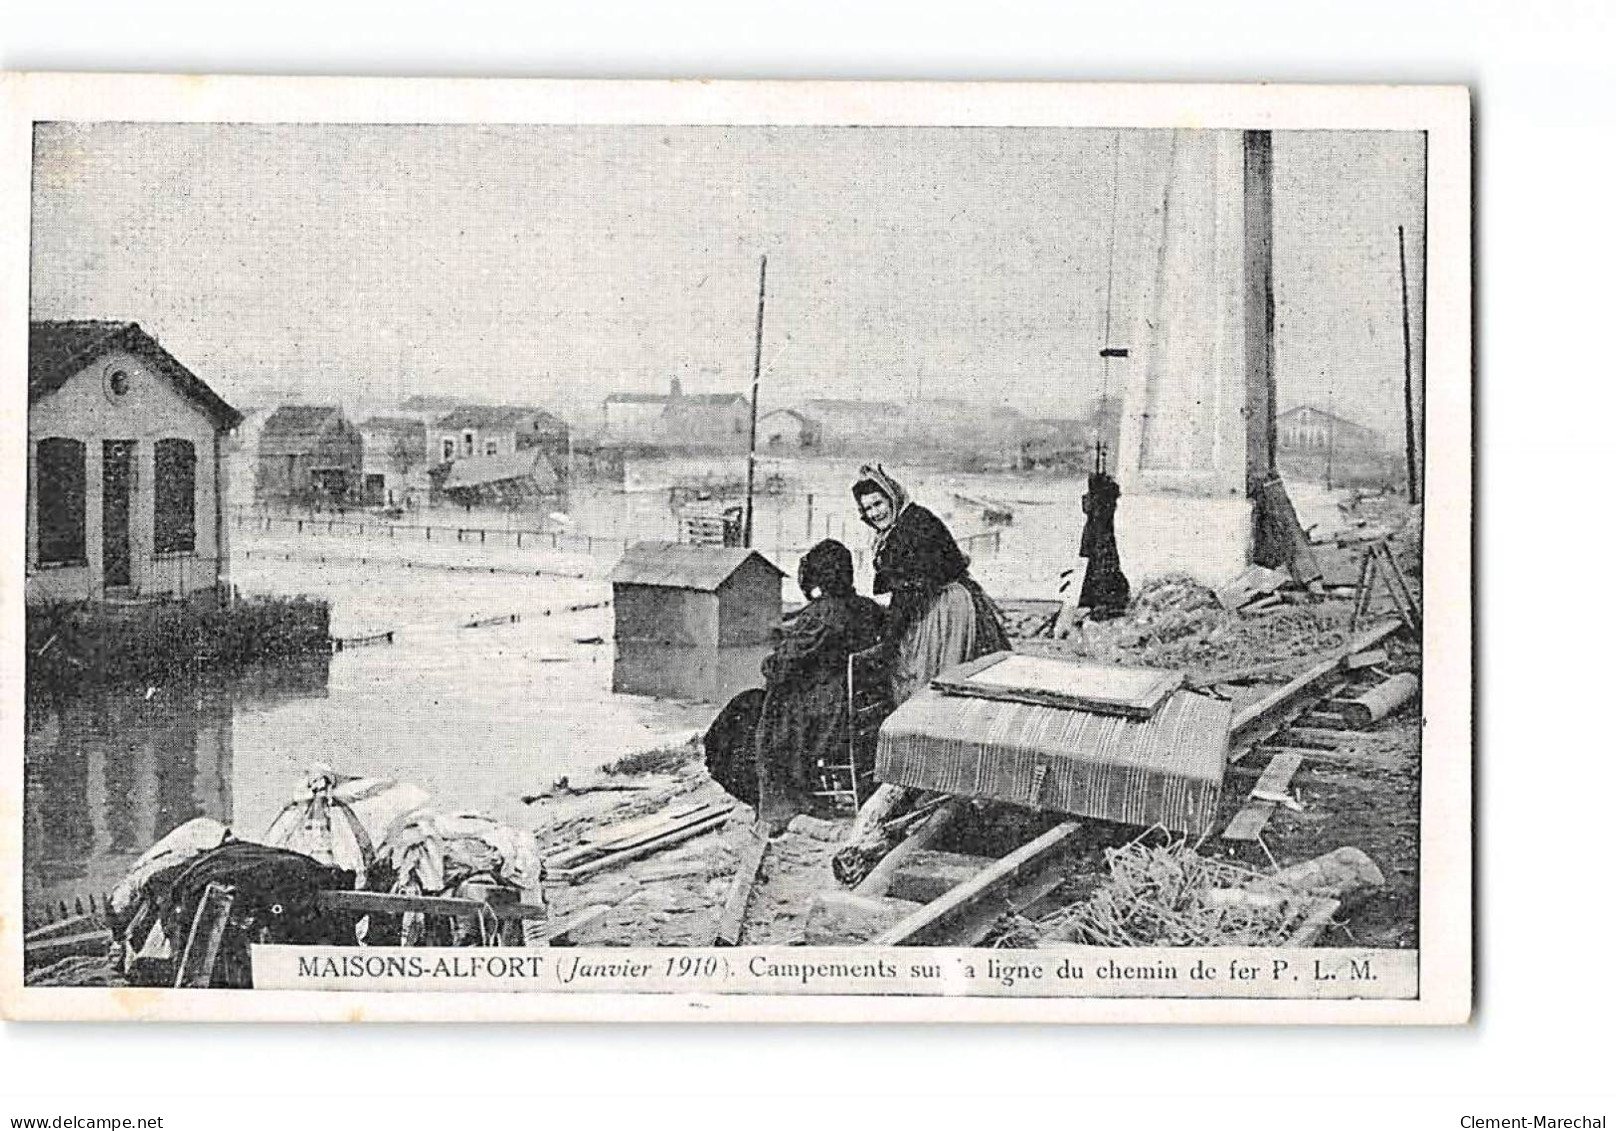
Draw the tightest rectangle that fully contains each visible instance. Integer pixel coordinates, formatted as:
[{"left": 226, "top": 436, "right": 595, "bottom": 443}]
[
  {"left": 743, "top": 255, "right": 768, "bottom": 547},
  {"left": 1398, "top": 225, "right": 1418, "bottom": 504}
]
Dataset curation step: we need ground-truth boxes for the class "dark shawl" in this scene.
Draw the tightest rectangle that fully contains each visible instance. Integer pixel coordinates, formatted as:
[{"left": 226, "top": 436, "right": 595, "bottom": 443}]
[
  {"left": 753, "top": 591, "right": 886, "bottom": 829},
  {"left": 871, "top": 503, "right": 973, "bottom": 646}
]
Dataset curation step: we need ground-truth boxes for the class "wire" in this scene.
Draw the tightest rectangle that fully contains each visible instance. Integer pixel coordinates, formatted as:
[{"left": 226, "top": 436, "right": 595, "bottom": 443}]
[
  {"left": 1101, "top": 128, "right": 1123, "bottom": 374},
  {"left": 1096, "top": 129, "right": 1124, "bottom": 474}
]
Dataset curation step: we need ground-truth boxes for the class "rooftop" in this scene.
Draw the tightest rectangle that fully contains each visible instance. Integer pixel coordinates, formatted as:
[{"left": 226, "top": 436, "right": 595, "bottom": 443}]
[
  {"left": 29, "top": 320, "right": 241, "bottom": 429},
  {"left": 608, "top": 541, "right": 784, "bottom": 592}
]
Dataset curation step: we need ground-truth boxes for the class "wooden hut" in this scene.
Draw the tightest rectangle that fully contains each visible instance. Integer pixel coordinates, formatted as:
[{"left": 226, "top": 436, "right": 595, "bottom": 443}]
[{"left": 609, "top": 541, "right": 784, "bottom": 703}]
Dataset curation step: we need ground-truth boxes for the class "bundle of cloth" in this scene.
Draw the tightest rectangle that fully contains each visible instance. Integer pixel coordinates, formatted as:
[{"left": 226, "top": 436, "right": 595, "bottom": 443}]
[
  {"left": 108, "top": 766, "right": 547, "bottom": 979},
  {"left": 265, "top": 764, "right": 545, "bottom": 945},
  {"left": 107, "top": 817, "right": 358, "bottom": 988},
  {"left": 261, "top": 762, "right": 430, "bottom": 884}
]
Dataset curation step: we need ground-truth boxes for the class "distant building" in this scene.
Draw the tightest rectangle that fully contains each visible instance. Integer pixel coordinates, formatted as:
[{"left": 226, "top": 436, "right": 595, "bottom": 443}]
[
  {"left": 358, "top": 416, "right": 429, "bottom": 507},
  {"left": 608, "top": 541, "right": 784, "bottom": 703},
  {"left": 257, "top": 405, "right": 363, "bottom": 505},
  {"left": 603, "top": 378, "right": 749, "bottom": 448},
  {"left": 436, "top": 448, "right": 562, "bottom": 509},
  {"left": 794, "top": 398, "right": 907, "bottom": 450},
  {"left": 758, "top": 407, "right": 822, "bottom": 449},
  {"left": 431, "top": 405, "right": 570, "bottom": 472},
  {"left": 27, "top": 320, "right": 242, "bottom": 606},
  {"left": 1277, "top": 406, "right": 1382, "bottom": 455}
]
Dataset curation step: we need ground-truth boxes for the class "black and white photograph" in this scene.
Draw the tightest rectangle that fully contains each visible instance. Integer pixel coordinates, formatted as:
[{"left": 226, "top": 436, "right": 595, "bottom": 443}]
[{"left": 3, "top": 76, "right": 1471, "bottom": 1022}]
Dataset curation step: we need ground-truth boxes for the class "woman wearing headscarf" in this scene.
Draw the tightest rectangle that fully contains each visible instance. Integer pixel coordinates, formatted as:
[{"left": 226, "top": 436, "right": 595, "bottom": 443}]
[
  {"left": 748, "top": 539, "right": 886, "bottom": 832},
  {"left": 852, "top": 464, "right": 1010, "bottom": 705}
]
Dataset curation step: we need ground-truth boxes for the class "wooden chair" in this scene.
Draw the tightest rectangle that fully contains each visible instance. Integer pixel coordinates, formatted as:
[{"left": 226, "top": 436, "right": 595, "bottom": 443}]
[{"left": 809, "top": 645, "right": 892, "bottom": 814}]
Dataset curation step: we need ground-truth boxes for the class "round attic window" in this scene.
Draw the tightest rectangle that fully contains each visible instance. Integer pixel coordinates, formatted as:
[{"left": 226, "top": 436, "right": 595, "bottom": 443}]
[{"left": 103, "top": 366, "right": 132, "bottom": 403}]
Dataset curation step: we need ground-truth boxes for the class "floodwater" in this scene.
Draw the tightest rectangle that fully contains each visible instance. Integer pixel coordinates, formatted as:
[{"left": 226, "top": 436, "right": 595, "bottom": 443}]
[
  {"left": 29, "top": 456, "right": 1353, "bottom": 914},
  {"left": 233, "top": 453, "right": 1352, "bottom": 599},
  {"left": 23, "top": 552, "right": 716, "bottom": 915}
]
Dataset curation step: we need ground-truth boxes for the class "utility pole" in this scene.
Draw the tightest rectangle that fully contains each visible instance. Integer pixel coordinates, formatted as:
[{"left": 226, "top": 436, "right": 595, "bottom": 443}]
[
  {"left": 1325, "top": 379, "right": 1336, "bottom": 492},
  {"left": 743, "top": 255, "right": 768, "bottom": 547},
  {"left": 1398, "top": 225, "right": 1419, "bottom": 504}
]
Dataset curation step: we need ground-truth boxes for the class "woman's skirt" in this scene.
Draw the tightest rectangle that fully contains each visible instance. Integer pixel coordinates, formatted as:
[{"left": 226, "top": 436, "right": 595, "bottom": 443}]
[{"left": 890, "top": 578, "right": 1010, "bottom": 705}]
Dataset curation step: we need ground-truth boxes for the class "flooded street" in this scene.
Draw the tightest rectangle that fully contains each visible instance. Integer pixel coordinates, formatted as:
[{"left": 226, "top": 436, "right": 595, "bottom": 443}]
[
  {"left": 28, "top": 456, "right": 1352, "bottom": 915},
  {"left": 23, "top": 549, "right": 716, "bottom": 915}
]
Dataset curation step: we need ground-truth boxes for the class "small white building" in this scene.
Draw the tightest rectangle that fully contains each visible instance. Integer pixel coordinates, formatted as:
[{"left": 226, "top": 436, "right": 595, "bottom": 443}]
[
  {"left": 1277, "top": 406, "right": 1383, "bottom": 455},
  {"left": 757, "top": 407, "right": 822, "bottom": 449},
  {"left": 27, "top": 321, "right": 242, "bottom": 607}
]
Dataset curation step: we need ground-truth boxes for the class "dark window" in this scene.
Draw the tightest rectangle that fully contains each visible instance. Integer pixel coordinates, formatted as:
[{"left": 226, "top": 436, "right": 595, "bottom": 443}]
[
  {"left": 154, "top": 438, "right": 197, "bottom": 553},
  {"left": 36, "top": 438, "right": 86, "bottom": 565}
]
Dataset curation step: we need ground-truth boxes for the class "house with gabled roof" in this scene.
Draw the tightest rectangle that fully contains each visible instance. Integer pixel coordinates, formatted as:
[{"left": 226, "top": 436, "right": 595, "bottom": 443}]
[
  {"left": 257, "top": 405, "right": 363, "bottom": 505},
  {"left": 358, "top": 415, "right": 429, "bottom": 506},
  {"left": 27, "top": 320, "right": 242, "bottom": 606},
  {"left": 602, "top": 378, "right": 749, "bottom": 449},
  {"left": 430, "top": 404, "right": 570, "bottom": 475}
]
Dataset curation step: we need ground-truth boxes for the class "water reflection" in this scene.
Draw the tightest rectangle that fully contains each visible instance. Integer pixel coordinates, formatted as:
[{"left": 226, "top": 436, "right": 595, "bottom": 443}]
[{"left": 23, "top": 654, "right": 329, "bottom": 913}]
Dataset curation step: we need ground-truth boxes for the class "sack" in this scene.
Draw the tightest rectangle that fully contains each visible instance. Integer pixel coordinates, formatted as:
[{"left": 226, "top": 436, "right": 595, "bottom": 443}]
[{"left": 263, "top": 764, "right": 430, "bottom": 881}]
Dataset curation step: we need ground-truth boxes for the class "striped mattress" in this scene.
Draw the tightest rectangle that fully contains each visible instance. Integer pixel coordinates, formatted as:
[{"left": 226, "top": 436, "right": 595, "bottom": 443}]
[{"left": 875, "top": 684, "right": 1230, "bottom": 834}]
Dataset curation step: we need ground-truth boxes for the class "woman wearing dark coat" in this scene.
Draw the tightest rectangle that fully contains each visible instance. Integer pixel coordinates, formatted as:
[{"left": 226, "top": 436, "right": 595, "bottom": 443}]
[
  {"left": 852, "top": 465, "right": 1010, "bottom": 704},
  {"left": 749, "top": 540, "right": 885, "bottom": 832}
]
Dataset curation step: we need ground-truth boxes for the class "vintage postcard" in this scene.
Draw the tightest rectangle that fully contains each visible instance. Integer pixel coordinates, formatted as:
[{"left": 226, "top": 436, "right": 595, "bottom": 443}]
[{"left": 0, "top": 75, "right": 1471, "bottom": 1023}]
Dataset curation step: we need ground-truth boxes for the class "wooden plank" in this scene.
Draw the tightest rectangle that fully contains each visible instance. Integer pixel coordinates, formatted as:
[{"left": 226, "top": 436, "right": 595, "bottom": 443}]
[
  {"left": 1223, "top": 750, "right": 1306, "bottom": 842},
  {"left": 1345, "top": 648, "right": 1389, "bottom": 670},
  {"left": 23, "top": 910, "right": 106, "bottom": 944},
  {"left": 24, "top": 928, "right": 113, "bottom": 967},
  {"left": 935, "top": 854, "right": 1073, "bottom": 948},
  {"left": 852, "top": 799, "right": 965, "bottom": 898},
  {"left": 1228, "top": 620, "right": 1402, "bottom": 759},
  {"left": 1283, "top": 726, "right": 1351, "bottom": 748},
  {"left": 869, "top": 821, "right": 1084, "bottom": 947},
  {"left": 889, "top": 849, "right": 996, "bottom": 904},
  {"left": 550, "top": 811, "right": 731, "bottom": 883},
  {"left": 713, "top": 824, "right": 769, "bottom": 946},
  {"left": 316, "top": 889, "right": 547, "bottom": 921},
  {"left": 542, "top": 801, "right": 726, "bottom": 868},
  {"left": 175, "top": 882, "right": 236, "bottom": 988},
  {"left": 1297, "top": 711, "right": 1349, "bottom": 728}
]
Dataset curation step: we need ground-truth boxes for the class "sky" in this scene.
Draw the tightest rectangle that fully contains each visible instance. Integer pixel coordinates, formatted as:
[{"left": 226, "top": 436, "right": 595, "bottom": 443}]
[{"left": 30, "top": 124, "right": 1425, "bottom": 434}]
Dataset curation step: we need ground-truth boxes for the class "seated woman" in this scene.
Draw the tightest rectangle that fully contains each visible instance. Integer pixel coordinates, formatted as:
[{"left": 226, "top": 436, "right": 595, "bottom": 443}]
[
  {"left": 835, "top": 466, "right": 1012, "bottom": 864},
  {"left": 853, "top": 464, "right": 1009, "bottom": 704},
  {"left": 753, "top": 539, "right": 886, "bottom": 833}
]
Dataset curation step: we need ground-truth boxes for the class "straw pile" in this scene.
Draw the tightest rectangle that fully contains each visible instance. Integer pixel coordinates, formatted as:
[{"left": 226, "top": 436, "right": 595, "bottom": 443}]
[{"left": 1040, "top": 837, "right": 1315, "bottom": 947}]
